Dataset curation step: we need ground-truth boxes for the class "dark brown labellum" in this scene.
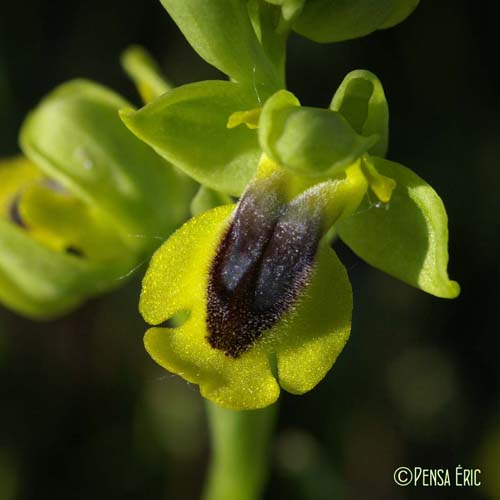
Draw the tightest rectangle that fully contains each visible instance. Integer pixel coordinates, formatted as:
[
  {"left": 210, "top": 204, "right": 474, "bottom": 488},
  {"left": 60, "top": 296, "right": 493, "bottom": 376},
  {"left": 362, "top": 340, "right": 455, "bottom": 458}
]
[{"left": 207, "top": 183, "right": 321, "bottom": 358}]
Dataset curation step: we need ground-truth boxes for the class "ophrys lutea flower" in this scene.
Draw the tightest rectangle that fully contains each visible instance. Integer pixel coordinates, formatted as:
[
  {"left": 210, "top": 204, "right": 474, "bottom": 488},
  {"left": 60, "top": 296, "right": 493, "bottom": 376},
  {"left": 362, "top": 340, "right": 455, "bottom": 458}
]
[
  {"left": 126, "top": 72, "right": 459, "bottom": 410},
  {"left": 140, "top": 156, "right": 403, "bottom": 409}
]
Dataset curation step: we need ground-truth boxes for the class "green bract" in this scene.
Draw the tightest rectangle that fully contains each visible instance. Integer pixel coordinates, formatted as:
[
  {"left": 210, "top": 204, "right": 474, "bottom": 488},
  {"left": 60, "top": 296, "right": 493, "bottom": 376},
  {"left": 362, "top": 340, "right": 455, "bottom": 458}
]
[
  {"left": 291, "top": 0, "right": 420, "bottom": 43},
  {"left": 0, "top": 79, "right": 194, "bottom": 319},
  {"left": 160, "top": 0, "right": 282, "bottom": 93}
]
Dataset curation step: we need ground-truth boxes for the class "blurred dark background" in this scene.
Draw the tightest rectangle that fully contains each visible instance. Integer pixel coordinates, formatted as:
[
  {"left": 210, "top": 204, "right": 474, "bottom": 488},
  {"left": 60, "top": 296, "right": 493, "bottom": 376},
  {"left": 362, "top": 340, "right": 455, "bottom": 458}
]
[{"left": 0, "top": 1, "right": 499, "bottom": 499}]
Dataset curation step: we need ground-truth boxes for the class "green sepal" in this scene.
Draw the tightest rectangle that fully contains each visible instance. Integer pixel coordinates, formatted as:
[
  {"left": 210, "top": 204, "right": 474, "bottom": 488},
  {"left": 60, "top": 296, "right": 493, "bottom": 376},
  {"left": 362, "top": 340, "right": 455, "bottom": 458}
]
[
  {"left": 259, "top": 90, "right": 377, "bottom": 177},
  {"left": 330, "top": 70, "right": 389, "bottom": 158},
  {"left": 20, "top": 79, "right": 194, "bottom": 253},
  {"left": 0, "top": 219, "right": 133, "bottom": 320},
  {"left": 159, "top": 0, "right": 282, "bottom": 93},
  {"left": 121, "top": 45, "right": 172, "bottom": 103},
  {"left": 293, "top": 0, "right": 419, "bottom": 43},
  {"left": 121, "top": 80, "right": 262, "bottom": 195},
  {"left": 337, "top": 157, "right": 460, "bottom": 298}
]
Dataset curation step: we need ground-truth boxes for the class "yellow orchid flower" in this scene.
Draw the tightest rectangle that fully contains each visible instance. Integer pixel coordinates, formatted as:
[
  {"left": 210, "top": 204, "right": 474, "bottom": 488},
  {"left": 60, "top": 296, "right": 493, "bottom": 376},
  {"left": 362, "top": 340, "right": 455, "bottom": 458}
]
[{"left": 140, "top": 156, "right": 394, "bottom": 409}]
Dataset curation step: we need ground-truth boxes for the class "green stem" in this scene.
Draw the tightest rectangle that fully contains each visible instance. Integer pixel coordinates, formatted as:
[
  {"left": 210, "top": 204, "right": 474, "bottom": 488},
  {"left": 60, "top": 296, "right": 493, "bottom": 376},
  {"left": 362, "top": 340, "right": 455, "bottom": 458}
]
[{"left": 203, "top": 401, "right": 278, "bottom": 500}]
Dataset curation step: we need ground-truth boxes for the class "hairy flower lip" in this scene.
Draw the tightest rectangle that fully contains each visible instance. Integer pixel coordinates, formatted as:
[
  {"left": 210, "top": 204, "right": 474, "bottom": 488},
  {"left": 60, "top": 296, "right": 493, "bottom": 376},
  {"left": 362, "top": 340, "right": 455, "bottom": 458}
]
[{"left": 140, "top": 201, "right": 353, "bottom": 409}]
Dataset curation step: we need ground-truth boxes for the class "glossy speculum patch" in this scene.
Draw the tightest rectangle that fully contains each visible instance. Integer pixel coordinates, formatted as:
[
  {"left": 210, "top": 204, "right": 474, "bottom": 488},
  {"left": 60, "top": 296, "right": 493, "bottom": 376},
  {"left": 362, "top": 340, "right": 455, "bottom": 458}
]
[{"left": 207, "top": 181, "right": 321, "bottom": 358}]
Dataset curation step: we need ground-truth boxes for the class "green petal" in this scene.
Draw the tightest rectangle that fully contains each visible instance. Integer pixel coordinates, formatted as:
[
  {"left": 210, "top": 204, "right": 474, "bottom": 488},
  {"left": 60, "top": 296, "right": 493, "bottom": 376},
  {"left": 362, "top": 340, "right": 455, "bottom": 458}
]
[
  {"left": 259, "top": 90, "right": 377, "bottom": 177},
  {"left": 20, "top": 79, "right": 193, "bottom": 253},
  {"left": 330, "top": 70, "right": 389, "bottom": 158},
  {"left": 121, "top": 80, "right": 261, "bottom": 195},
  {"left": 0, "top": 219, "right": 132, "bottom": 319},
  {"left": 337, "top": 157, "right": 460, "bottom": 298},
  {"left": 159, "top": 0, "right": 281, "bottom": 92},
  {"left": 121, "top": 45, "right": 172, "bottom": 103},
  {"left": 274, "top": 242, "right": 352, "bottom": 394},
  {"left": 293, "top": 0, "right": 418, "bottom": 43}
]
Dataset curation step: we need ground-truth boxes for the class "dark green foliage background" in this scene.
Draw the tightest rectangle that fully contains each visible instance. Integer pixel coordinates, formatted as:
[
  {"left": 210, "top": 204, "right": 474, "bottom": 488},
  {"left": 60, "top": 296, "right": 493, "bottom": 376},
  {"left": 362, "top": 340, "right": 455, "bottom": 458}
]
[{"left": 0, "top": 1, "right": 498, "bottom": 499}]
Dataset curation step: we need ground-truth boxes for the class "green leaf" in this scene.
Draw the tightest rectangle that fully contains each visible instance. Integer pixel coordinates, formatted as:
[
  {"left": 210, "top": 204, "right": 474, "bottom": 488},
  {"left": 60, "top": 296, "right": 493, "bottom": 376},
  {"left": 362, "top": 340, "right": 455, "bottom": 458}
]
[
  {"left": 259, "top": 90, "right": 377, "bottom": 177},
  {"left": 293, "top": 0, "right": 419, "bottom": 43},
  {"left": 121, "top": 80, "right": 261, "bottom": 195},
  {"left": 0, "top": 219, "right": 132, "bottom": 319},
  {"left": 330, "top": 70, "right": 389, "bottom": 158},
  {"left": 337, "top": 157, "right": 460, "bottom": 298},
  {"left": 20, "top": 79, "right": 194, "bottom": 253},
  {"left": 159, "top": 0, "right": 282, "bottom": 92}
]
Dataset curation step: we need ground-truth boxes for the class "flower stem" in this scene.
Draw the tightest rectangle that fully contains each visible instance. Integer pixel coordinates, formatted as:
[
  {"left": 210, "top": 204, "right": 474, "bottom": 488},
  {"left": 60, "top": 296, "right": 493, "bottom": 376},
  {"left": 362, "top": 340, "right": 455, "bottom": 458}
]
[{"left": 203, "top": 401, "right": 278, "bottom": 500}]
